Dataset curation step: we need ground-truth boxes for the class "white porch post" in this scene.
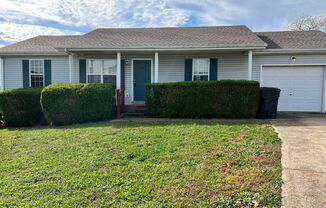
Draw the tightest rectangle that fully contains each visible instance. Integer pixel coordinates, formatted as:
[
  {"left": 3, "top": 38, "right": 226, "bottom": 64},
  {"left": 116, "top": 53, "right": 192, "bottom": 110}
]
[
  {"left": 116, "top": 52, "right": 121, "bottom": 90},
  {"left": 248, "top": 50, "right": 253, "bottom": 80},
  {"left": 0, "top": 56, "right": 4, "bottom": 90},
  {"left": 154, "top": 52, "right": 159, "bottom": 83},
  {"left": 322, "top": 66, "right": 326, "bottom": 113},
  {"left": 69, "top": 54, "right": 74, "bottom": 83}
]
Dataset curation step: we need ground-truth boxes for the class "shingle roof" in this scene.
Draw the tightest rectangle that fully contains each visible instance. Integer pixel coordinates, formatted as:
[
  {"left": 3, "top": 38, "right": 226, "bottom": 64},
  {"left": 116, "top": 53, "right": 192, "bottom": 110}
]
[
  {"left": 68, "top": 25, "right": 267, "bottom": 49},
  {"left": 255, "top": 30, "right": 326, "bottom": 49},
  {"left": 1, "top": 26, "right": 326, "bottom": 54},
  {"left": 0, "top": 36, "right": 81, "bottom": 53},
  {"left": 0, "top": 26, "right": 266, "bottom": 53}
]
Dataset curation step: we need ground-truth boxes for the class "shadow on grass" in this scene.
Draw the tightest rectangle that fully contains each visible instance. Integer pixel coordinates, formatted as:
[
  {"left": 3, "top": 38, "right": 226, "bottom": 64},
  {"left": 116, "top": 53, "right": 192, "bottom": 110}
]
[{"left": 1, "top": 118, "right": 267, "bottom": 132}]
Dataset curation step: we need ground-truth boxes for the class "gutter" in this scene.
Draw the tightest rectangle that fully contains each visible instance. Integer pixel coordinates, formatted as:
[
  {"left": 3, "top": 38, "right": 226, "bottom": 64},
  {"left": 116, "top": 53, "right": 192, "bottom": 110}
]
[
  {"left": 254, "top": 48, "right": 326, "bottom": 55},
  {"left": 0, "top": 52, "right": 68, "bottom": 56},
  {"left": 56, "top": 46, "right": 267, "bottom": 52}
]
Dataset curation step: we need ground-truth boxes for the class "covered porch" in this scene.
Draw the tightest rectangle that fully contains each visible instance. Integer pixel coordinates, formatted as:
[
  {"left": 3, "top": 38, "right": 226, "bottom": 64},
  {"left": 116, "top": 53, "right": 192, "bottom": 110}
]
[{"left": 64, "top": 49, "right": 255, "bottom": 106}]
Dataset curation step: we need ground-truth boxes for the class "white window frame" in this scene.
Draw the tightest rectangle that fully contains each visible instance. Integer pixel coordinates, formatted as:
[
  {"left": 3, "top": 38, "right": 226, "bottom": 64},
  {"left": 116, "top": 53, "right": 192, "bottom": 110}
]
[
  {"left": 192, "top": 58, "right": 210, "bottom": 81},
  {"left": 87, "top": 59, "right": 117, "bottom": 83},
  {"left": 29, "top": 59, "right": 45, "bottom": 87}
]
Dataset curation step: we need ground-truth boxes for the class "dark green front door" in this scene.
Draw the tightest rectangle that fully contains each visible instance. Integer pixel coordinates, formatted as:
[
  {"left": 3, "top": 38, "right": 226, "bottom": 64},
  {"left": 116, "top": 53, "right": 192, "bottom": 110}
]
[{"left": 134, "top": 60, "right": 151, "bottom": 101}]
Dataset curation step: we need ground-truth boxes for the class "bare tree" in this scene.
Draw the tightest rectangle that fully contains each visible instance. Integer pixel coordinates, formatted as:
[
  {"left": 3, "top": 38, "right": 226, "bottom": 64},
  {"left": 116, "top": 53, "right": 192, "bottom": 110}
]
[{"left": 288, "top": 15, "right": 326, "bottom": 31}]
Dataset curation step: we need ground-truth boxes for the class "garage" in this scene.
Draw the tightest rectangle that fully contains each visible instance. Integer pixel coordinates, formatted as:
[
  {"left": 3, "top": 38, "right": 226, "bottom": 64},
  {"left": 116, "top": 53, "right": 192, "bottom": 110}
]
[{"left": 261, "top": 65, "right": 326, "bottom": 112}]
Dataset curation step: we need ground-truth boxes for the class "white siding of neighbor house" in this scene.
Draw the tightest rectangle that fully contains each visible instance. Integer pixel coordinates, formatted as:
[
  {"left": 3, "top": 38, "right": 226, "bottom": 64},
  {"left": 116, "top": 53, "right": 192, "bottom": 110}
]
[{"left": 3, "top": 53, "right": 326, "bottom": 104}]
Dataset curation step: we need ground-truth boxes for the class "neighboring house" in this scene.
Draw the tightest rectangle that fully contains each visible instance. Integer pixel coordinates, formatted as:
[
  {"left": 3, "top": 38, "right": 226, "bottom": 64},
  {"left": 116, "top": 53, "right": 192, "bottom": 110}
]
[{"left": 0, "top": 25, "right": 325, "bottom": 113}]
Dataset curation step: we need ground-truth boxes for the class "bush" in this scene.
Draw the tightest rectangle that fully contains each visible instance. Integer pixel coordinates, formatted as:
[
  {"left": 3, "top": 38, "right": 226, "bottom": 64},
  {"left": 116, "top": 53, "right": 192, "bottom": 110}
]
[
  {"left": 0, "top": 87, "right": 43, "bottom": 126},
  {"left": 145, "top": 80, "right": 260, "bottom": 118},
  {"left": 41, "top": 83, "right": 115, "bottom": 125}
]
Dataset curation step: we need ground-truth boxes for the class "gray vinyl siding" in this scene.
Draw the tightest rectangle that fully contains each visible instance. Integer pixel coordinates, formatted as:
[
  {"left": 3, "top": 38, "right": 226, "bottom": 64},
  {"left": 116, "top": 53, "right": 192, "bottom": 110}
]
[
  {"left": 0, "top": 53, "right": 253, "bottom": 103},
  {"left": 3, "top": 53, "right": 326, "bottom": 104},
  {"left": 158, "top": 53, "right": 248, "bottom": 82},
  {"left": 252, "top": 54, "right": 326, "bottom": 81},
  {"left": 3, "top": 56, "right": 70, "bottom": 90},
  {"left": 4, "top": 57, "right": 23, "bottom": 90}
]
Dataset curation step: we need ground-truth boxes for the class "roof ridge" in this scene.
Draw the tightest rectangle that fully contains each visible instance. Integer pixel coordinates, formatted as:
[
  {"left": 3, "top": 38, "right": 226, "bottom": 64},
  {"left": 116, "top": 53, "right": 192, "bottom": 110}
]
[
  {"left": 255, "top": 30, "right": 323, "bottom": 33},
  {"left": 91, "top": 25, "right": 247, "bottom": 30}
]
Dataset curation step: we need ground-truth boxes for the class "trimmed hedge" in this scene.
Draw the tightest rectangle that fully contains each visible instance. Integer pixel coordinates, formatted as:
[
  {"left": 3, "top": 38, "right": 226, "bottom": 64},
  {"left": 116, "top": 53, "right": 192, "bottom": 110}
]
[
  {"left": 145, "top": 80, "right": 260, "bottom": 118},
  {"left": 41, "top": 83, "right": 115, "bottom": 125},
  {"left": 0, "top": 87, "right": 43, "bottom": 126}
]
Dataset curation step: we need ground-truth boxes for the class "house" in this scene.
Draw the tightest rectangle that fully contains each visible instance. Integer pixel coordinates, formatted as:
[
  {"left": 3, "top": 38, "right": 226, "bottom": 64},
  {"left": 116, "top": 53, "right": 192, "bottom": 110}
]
[{"left": 0, "top": 25, "right": 325, "bottom": 113}]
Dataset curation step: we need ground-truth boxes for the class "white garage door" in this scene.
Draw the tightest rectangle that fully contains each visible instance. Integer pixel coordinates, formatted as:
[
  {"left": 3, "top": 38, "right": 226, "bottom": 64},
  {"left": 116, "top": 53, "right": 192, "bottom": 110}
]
[{"left": 261, "top": 66, "right": 324, "bottom": 112}]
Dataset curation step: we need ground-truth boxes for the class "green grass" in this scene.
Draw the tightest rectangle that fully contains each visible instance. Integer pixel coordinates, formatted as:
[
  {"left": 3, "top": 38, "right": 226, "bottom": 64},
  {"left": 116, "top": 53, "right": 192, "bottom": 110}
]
[{"left": 0, "top": 120, "right": 282, "bottom": 207}]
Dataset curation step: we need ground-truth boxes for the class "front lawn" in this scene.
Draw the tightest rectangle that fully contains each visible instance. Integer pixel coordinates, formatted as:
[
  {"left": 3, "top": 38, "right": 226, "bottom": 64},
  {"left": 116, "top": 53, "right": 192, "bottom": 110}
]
[{"left": 0, "top": 121, "right": 282, "bottom": 207}]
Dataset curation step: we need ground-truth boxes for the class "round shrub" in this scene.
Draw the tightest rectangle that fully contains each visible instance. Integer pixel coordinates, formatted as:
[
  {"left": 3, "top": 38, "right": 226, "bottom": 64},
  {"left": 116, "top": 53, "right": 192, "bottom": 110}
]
[
  {"left": 41, "top": 83, "right": 115, "bottom": 125},
  {"left": 145, "top": 80, "right": 260, "bottom": 118},
  {"left": 0, "top": 87, "right": 43, "bottom": 126}
]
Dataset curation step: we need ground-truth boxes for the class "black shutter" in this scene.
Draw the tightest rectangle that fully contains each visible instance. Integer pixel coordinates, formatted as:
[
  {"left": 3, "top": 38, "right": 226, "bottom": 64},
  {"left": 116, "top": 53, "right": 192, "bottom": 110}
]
[
  {"left": 22, "top": 60, "right": 29, "bottom": 88},
  {"left": 44, "top": 60, "right": 51, "bottom": 85},
  {"left": 79, "top": 59, "right": 86, "bottom": 83},
  {"left": 209, "top": 58, "right": 218, "bottom": 80},
  {"left": 121, "top": 59, "right": 125, "bottom": 89},
  {"left": 184, "top": 59, "right": 193, "bottom": 81}
]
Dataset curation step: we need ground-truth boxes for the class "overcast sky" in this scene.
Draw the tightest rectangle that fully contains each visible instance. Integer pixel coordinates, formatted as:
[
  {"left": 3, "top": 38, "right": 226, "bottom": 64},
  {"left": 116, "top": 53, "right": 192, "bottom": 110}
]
[{"left": 0, "top": 0, "right": 325, "bottom": 47}]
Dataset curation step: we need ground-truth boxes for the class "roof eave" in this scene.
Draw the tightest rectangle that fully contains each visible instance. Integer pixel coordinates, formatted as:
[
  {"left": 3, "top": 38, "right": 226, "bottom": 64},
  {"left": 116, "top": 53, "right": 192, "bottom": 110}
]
[
  {"left": 57, "top": 46, "right": 267, "bottom": 52},
  {"left": 0, "top": 51, "right": 68, "bottom": 56},
  {"left": 254, "top": 48, "right": 326, "bottom": 55}
]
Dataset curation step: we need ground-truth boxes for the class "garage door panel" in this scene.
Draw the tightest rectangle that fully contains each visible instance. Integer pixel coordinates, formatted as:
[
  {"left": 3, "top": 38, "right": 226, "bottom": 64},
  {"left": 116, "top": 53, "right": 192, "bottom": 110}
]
[{"left": 261, "top": 66, "right": 324, "bottom": 112}]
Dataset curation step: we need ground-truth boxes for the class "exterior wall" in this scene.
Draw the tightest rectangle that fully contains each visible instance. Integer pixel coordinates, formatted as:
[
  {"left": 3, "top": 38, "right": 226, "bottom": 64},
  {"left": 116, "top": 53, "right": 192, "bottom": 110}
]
[
  {"left": 252, "top": 54, "right": 326, "bottom": 82},
  {"left": 158, "top": 53, "right": 248, "bottom": 83},
  {"left": 3, "top": 53, "right": 326, "bottom": 105},
  {"left": 3, "top": 56, "right": 70, "bottom": 90}
]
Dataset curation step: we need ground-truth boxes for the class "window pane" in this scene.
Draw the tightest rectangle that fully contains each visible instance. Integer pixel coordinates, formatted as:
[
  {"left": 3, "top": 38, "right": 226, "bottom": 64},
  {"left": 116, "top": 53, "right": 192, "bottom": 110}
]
[
  {"left": 103, "top": 75, "right": 116, "bottom": 87},
  {"left": 31, "top": 75, "right": 44, "bottom": 87},
  {"left": 88, "top": 60, "right": 102, "bottom": 75},
  {"left": 88, "top": 75, "right": 101, "bottom": 83},
  {"left": 193, "top": 59, "right": 209, "bottom": 75},
  {"left": 193, "top": 75, "right": 209, "bottom": 81},
  {"left": 30, "top": 60, "right": 43, "bottom": 75},
  {"left": 103, "top": 60, "right": 117, "bottom": 75}
]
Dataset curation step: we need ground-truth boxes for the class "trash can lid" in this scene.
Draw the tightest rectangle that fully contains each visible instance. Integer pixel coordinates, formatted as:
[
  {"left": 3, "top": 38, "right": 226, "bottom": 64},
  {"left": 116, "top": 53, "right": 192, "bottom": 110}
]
[
  {"left": 260, "top": 87, "right": 281, "bottom": 98},
  {"left": 260, "top": 87, "right": 281, "bottom": 92}
]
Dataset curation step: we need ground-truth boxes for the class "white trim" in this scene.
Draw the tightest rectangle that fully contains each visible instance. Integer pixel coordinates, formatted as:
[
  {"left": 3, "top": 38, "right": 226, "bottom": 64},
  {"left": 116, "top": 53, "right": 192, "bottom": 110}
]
[
  {"left": 0, "top": 56, "right": 4, "bottom": 90},
  {"left": 60, "top": 46, "right": 266, "bottom": 52},
  {"left": 248, "top": 50, "right": 253, "bottom": 80},
  {"left": 29, "top": 59, "right": 45, "bottom": 87},
  {"left": 254, "top": 48, "right": 326, "bottom": 55},
  {"left": 322, "top": 66, "right": 326, "bottom": 113},
  {"left": 69, "top": 54, "right": 73, "bottom": 83},
  {"left": 0, "top": 53, "right": 68, "bottom": 56},
  {"left": 86, "top": 59, "right": 117, "bottom": 84},
  {"left": 116, "top": 52, "right": 121, "bottom": 90},
  {"left": 260, "top": 63, "right": 326, "bottom": 113},
  {"left": 192, "top": 58, "right": 210, "bottom": 81},
  {"left": 154, "top": 52, "right": 159, "bottom": 83},
  {"left": 131, "top": 58, "right": 153, "bottom": 102}
]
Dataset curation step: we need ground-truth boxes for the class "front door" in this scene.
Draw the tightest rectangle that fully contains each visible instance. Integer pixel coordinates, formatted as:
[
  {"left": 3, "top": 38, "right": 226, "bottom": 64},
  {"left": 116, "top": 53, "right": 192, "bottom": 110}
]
[{"left": 133, "top": 60, "right": 151, "bottom": 101}]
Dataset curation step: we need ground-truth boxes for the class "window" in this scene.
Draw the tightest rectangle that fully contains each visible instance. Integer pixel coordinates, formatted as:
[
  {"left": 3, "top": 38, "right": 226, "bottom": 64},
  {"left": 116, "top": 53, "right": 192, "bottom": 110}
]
[
  {"left": 193, "top": 58, "right": 209, "bottom": 81},
  {"left": 88, "top": 59, "right": 117, "bottom": 86},
  {"left": 30, "top": 60, "right": 44, "bottom": 87}
]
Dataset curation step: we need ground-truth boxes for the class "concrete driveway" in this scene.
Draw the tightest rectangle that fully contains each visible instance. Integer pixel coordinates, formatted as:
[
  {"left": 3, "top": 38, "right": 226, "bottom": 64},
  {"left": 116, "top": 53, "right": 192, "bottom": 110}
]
[{"left": 272, "top": 113, "right": 326, "bottom": 208}]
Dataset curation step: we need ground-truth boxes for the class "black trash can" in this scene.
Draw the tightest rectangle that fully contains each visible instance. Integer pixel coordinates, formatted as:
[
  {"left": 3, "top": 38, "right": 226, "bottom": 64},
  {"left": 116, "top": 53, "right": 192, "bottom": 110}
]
[{"left": 258, "top": 87, "right": 281, "bottom": 119}]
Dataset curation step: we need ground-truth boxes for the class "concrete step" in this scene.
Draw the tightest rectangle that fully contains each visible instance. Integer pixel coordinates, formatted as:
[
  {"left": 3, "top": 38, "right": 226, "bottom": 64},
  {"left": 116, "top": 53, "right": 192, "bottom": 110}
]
[{"left": 122, "top": 105, "right": 145, "bottom": 118}]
